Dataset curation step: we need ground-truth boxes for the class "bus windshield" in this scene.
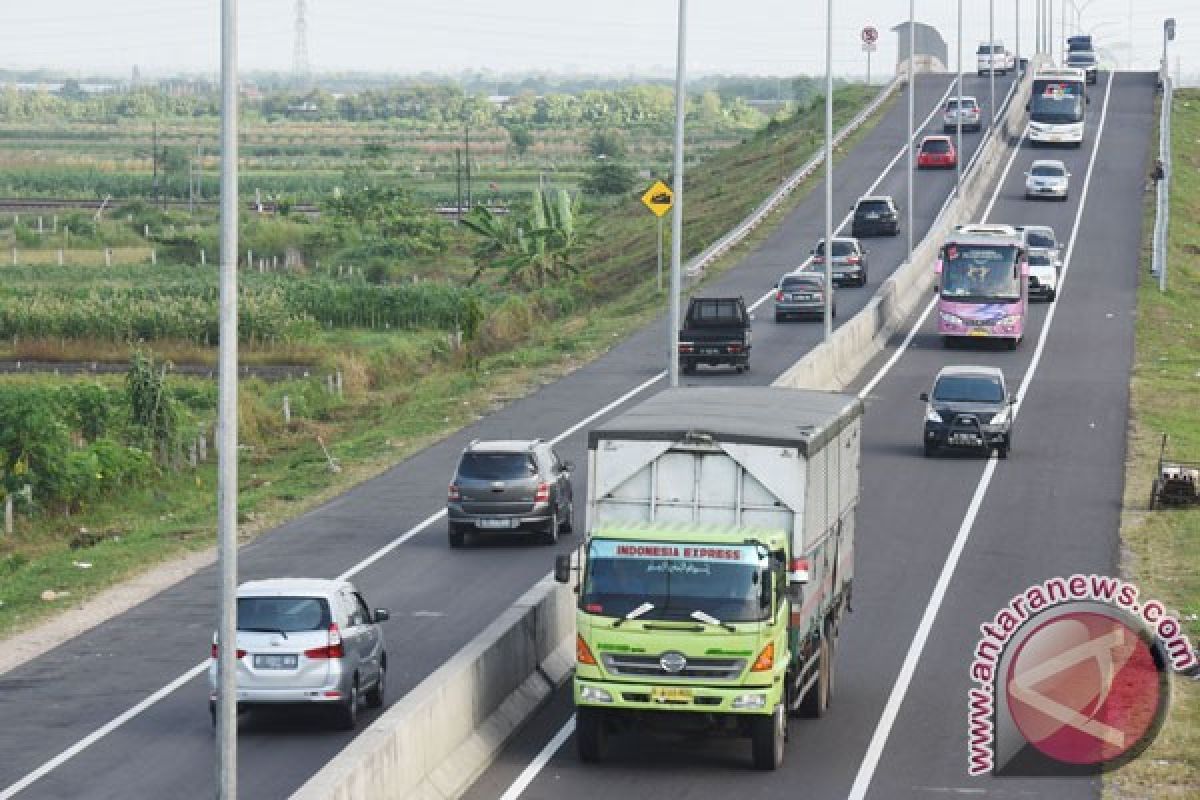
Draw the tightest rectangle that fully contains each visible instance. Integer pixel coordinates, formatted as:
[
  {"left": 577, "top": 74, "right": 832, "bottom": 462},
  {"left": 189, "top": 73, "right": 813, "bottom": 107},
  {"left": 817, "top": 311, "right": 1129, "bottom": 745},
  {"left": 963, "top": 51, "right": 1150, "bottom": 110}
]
[
  {"left": 1031, "top": 80, "right": 1085, "bottom": 124},
  {"left": 581, "top": 540, "right": 770, "bottom": 623},
  {"left": 940, "top": 243, "right": 1022, "bottom": 303}
]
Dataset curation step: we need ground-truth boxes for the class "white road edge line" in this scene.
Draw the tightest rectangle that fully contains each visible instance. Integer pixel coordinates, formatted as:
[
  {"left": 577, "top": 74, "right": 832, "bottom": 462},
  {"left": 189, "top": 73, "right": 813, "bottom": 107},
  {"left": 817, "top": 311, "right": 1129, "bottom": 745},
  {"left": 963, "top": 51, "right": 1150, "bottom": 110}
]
[
  {"left": 845, "top": 72, "right": 1116, "bottom": 800},
  {"left": 491, "top": 74, "right": 998, "bottom": 800}
]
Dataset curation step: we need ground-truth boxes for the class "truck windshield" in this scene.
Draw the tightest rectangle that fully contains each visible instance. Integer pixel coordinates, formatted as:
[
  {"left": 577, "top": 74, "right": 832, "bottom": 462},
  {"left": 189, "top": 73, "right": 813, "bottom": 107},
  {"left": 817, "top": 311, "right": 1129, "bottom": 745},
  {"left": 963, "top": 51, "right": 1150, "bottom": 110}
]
[
  {"left": 582, "top": 540, "right": 769, "bottom": 624},
  {"left": 940, "top": 243, "right": 1021, "bottom": 303},
  {"left": 687, "top": 299, "right": 745, "bottom": 327}
]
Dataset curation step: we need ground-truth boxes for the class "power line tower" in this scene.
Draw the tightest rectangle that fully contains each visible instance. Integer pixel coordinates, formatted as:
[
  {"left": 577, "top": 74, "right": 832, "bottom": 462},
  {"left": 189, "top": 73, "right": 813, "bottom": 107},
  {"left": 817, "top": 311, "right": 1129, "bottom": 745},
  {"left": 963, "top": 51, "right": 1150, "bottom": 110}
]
[{"left": 293, "top": 0, "right": 312, "bottom": 86}]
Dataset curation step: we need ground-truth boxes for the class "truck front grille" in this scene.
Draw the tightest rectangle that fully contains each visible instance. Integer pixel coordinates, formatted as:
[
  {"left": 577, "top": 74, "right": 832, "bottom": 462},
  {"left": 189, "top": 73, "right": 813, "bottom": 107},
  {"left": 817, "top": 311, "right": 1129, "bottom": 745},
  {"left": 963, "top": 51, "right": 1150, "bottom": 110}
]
[{"left": 601, "top": 653, "right": 747, "bottom": 681}]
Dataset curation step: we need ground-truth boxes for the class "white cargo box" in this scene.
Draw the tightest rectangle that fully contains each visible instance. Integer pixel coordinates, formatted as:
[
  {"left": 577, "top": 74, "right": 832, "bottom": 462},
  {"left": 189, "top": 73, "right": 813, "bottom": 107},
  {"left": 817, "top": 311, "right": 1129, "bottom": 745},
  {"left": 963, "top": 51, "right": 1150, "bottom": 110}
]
[{"left": 587, "top": 387, "right": 862, "bottom": 553}]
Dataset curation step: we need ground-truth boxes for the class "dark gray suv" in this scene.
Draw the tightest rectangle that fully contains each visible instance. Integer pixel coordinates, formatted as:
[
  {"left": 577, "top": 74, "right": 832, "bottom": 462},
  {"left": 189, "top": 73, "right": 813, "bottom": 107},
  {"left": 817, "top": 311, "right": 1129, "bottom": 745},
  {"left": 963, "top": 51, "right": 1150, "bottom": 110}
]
[{"left": 447, "top": 439, "right": 574, "bottom": 547}]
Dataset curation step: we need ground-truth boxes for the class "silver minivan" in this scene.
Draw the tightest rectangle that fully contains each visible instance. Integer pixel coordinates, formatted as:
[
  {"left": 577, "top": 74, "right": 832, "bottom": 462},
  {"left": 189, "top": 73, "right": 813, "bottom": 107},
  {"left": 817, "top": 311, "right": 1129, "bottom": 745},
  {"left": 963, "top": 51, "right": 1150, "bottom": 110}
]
[{"left": 208, "top": 578, "right": 389, "bottom": 730}]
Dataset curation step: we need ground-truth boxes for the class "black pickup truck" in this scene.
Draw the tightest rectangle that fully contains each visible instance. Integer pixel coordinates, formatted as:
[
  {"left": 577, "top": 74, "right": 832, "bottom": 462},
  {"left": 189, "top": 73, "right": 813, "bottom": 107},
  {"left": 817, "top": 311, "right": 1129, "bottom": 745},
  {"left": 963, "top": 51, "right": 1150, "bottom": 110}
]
[{"left": 678, "top": 296, "right": 752, "bottom": 374}]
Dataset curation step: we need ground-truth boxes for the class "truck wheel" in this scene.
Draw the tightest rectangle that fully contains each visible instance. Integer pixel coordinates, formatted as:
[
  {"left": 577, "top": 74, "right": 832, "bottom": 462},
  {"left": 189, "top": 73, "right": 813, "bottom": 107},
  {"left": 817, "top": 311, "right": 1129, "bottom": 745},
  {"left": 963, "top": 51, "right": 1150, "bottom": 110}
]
[
  {"left": 923, "top": 442, "right": 937, "bottom": 458},
  {"left": 750, "top": 705, "right": 786, "bottom": 770},
  {"left": 799, "top": 634, "right": 833, "bottom": 718},
  {"left": 576, "top": 707, "right": 608, "bottom": 763},
  {"left": 541, "top": 511, "right": 559, "bottom": 545},
  {"left": 448, "top": 525, "right": 466, "bottom": 548},
  {"left": 560, "top": 501, "right": 574, "bottom": 533}
]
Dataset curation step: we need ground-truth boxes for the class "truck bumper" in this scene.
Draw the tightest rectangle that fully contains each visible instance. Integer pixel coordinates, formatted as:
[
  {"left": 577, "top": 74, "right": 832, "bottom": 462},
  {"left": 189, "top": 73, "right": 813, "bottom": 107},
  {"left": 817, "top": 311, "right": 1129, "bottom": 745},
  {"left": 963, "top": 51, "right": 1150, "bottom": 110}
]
[{"left": 574, "top": 676, "right": 783, "bottom": 716}]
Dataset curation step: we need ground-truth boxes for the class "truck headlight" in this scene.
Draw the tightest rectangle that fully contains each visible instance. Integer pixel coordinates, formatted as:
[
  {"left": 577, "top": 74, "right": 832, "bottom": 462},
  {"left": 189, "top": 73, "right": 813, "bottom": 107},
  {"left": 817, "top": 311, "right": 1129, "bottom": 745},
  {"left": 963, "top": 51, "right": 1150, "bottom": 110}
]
[
  {"left": 925, "top": 408, "right": 944, "bottom": 424},
  {"left": 732, "top": 693, "right": 767, "bottom": 709},
  {"left": 939, "top": 312, "right": 963, "bottom": 326},
  {"left": 579, "top": 685, "right": 613, "bottom": 704}
]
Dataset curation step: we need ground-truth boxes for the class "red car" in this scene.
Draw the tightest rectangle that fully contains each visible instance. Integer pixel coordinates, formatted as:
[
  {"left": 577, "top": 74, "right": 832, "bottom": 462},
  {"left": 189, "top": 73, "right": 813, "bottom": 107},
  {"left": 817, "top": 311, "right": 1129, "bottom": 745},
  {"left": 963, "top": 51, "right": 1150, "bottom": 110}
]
[{"left": 917, "top": 135, "right": 958, "bottom": 169}]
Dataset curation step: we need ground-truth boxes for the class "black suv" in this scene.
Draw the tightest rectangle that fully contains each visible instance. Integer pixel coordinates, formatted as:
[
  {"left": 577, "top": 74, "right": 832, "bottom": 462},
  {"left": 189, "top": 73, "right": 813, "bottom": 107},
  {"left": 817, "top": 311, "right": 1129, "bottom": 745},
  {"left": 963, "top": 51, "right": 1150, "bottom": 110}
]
[
  {"left": 447, "top": 439, "right": 574, "bottom": 547},
  {"left": 920, "top": 366, "right": 1014, "bottom": 458},
  {"left": 851, "top": 195, "right": 900, "bottom": 237}
]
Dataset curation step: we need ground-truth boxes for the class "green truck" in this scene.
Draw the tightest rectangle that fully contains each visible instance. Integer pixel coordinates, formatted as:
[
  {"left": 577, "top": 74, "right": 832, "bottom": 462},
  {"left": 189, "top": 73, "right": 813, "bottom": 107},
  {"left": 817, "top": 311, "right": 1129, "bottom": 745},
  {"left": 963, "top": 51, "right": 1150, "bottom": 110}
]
[{"left": 554, "top": 386, "right": 863, "bottom": 770}]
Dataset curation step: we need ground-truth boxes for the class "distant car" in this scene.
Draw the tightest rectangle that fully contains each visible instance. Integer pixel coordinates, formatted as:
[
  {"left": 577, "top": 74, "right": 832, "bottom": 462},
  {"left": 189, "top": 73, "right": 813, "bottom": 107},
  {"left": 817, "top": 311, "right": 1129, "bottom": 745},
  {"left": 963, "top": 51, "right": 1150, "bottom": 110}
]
[
  {"left": 1066, "top": 50, "right": 1098, "bottom": 84},
  {"left": 1027, "top": 248, "right": 1059, "bottom": 302},
  {"left": 851, "top": 195, "right": 900, "bottom": 237},
  {"left": 943, "top": 96, "right": 983, "bottom": 133},
  {"left": 1017, "top": 224, "right": 1059, "bottom": 252},
  {"left": 918, "top": 135, "right": 957, "bottom": 169},
  {"left": 447, "top": 439, "right": 574, "bottom": 546},
  {"left": 976, "top": 42, "right": 1015, "bottom": 75},
  {"left": 1024, "top": 159, "right": 1071, "bottom": 201},
  {"left": 774, "top": 271, "right": 835, "bottom": 322},
  {"left": 809, "top": 236, "right": 869, "bottom": 287},
  {"left": 208, "top": 578, "right": 389, "bottom": 731},
  {"left": 920, "top": 365, "right": 1014, "bottom": 458}
]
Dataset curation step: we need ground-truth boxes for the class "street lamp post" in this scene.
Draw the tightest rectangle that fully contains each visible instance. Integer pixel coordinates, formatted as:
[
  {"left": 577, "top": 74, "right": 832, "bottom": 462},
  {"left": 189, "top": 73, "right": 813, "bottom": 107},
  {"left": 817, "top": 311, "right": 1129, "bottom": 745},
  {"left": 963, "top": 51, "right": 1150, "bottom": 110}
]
[
  {"left": 956, "top": 0, "right": 963, "bottom": 195},
  {"left": 668, "top": 0, "right": 687, "bottom": 387},
  {"left": 823, "top": 0, "right": 833, "bottom": 343},
  {"left": 906, "top": 0, "right": 915, "bottom": 265},
  {"left": 989, "top": 0, "right": 996, "bottom": 131}
]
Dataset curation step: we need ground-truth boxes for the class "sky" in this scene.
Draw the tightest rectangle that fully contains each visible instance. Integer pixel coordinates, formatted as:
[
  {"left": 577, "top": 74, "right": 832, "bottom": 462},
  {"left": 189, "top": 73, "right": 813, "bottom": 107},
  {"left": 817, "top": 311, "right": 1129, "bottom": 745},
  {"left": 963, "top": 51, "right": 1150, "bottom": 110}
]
[{"left": 1, "top": 1, "right": 1195, "bottom": 82}]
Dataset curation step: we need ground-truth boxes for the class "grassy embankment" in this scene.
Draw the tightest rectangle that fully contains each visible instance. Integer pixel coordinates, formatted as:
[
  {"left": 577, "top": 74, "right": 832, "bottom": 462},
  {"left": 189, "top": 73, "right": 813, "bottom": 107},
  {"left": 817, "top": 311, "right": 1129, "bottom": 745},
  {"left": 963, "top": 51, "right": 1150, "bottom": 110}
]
[
  {"left": 1106, "top": 88, "right": 1200, "bottom": 799},
  {"left": 0, "top": 84, "right": 891, "bottom": 639}
]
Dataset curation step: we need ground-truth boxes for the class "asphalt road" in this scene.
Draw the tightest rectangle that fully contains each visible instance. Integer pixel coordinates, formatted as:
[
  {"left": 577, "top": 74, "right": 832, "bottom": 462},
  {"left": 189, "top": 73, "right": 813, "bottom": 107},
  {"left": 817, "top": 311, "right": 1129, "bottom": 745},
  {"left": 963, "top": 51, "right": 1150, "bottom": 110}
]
[
  {"left": 463, "top": 71, "right": 1156, "bottom": 800},
  {"left": 0, "top": 71, "right": 1017, "bottom": 800}
]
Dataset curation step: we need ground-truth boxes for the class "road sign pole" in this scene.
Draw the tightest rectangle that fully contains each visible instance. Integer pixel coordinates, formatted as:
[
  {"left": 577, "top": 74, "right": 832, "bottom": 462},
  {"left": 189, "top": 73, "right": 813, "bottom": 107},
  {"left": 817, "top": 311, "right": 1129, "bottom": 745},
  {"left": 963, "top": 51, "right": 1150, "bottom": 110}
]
[
  {"left": 956, "top": 0, "right": 963, "bottom": 197},
  {"left": 907, "top": 0, "right": 915, "bottom": 266},
  {"left": 668, "top": 0, "right": 687, "bottom": 388},
  {"left": 867, "top": 48, "right": 871, "bottom": 86},
  {"left": 657, "top": 216, "right": 664, "bottom": 291},
  {"left": 217, "top": 0, "right": 239, "bottom": 797},
  {"left": 824, "top": 0, "right": 832, "bottom": 343}
]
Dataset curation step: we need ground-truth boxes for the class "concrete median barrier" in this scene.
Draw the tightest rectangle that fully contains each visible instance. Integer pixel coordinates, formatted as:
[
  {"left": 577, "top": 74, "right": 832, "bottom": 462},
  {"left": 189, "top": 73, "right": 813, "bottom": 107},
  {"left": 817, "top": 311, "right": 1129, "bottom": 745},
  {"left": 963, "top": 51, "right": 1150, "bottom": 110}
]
[
  {"left": 775, "top": 68, "right": 1034, "bottom": 392},
  {"left": 291, "top": 576, "right": 574, "bottom": 800}
]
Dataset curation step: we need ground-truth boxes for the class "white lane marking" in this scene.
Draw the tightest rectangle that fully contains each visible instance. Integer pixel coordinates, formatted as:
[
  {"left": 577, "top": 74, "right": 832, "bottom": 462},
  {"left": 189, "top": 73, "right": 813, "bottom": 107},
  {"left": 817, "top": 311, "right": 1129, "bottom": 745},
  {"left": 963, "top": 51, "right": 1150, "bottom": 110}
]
[
  {"left": 846, "top": 72, "right": 1116, "bottom": 800},
  {"left": 0, "top": 664, "right": 208, "bottom": 800},
  {"left": 0, "top": 74, "right": 980, "bottom": 800},
  {"left": 497, "top": 715, "right": 577, "bottom": 800},
  {"left": 491, "top": 75, "right": 1003, "bottom": 800}
]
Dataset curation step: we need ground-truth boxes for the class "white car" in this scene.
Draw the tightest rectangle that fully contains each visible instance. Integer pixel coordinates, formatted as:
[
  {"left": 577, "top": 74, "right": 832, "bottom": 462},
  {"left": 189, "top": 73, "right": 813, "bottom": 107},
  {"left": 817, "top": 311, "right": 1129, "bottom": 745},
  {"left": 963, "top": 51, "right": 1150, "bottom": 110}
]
[
  {"left": 976, "top": 42, "right": 1015, "bottom": 75},
  {"left": 1025, "top": 160, "right": 1070, "bottom": 201},
  {"left": 1017, "top": 224, "right": 1059, "bottom": 252},
  {"left": 1027, "top": 248, "right": 1059, "bottom": 302},
  {"left": 943, "top": 96, "right": 983, "bottom": 133}
]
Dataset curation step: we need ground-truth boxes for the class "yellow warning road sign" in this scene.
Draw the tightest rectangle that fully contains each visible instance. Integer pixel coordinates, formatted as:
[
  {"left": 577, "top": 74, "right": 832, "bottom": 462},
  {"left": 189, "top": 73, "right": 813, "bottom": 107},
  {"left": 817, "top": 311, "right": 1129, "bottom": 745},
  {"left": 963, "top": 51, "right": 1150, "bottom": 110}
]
[{"left": 641, "top": 180, "right": 674, "bottom": 217}]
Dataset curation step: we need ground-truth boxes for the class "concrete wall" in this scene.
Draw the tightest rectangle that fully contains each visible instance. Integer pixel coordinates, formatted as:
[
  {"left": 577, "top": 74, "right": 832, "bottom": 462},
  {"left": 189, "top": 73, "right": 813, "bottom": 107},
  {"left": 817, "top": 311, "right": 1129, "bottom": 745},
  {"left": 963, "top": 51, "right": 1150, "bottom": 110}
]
[
  {"left": 774, "top": 68, "right": 1034, "bottom": 392},
  {"left": 291, "top": 577, "right": 575, "bottom": 800}
]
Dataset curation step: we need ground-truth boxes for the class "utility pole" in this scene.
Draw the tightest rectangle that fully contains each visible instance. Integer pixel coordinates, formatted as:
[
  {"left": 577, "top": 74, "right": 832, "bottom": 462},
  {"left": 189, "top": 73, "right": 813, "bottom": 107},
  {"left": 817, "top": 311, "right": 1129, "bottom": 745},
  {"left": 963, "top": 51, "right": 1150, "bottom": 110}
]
[
  {"left": 1016, "top": 0, "right": 1021, "bottom": 75},
  {"left": 216, "top": 0, "right": 240, "bottom": 797},
  {"left": 907, "top": 0, "right": 915, "bottom": 265},
  {"left": 668, "top": 0, "right": 687, "bottom": 388},
  {"left": 455, "top": 148, "right": 463, "bottom": 220},
  {"left": 823, "top": 0, "right": 833, "bottom": 343},
  {"left": 464, "top": 120, "right": 472, "bottom": 211},
  {"left": 990, "top": 0, "right": 996, "bottom": 131},
  {"left": 956, "top": 0, "right": 963, "bottom": 195}
]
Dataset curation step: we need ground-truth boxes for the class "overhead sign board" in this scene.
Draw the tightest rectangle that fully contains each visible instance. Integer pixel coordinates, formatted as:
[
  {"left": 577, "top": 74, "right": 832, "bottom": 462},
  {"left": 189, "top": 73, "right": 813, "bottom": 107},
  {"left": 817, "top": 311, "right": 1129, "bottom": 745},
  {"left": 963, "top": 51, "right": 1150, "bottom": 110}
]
[{"left": 640, "top": 179, "right": 674, "bottom": 217}]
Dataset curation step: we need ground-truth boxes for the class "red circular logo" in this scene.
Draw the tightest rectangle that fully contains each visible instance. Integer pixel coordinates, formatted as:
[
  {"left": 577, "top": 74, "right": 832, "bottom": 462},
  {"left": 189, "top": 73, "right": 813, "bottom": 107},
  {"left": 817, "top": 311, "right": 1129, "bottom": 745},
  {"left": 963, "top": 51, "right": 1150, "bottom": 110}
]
[{"left": 1005, "top": 611, "right": 1164, "bottom": 767}]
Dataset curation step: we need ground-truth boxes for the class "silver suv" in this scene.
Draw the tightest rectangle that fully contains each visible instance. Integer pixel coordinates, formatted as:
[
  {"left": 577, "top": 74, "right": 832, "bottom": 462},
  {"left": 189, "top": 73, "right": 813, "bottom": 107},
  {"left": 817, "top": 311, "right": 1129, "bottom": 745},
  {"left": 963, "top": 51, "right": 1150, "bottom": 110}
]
[
  {"left": 447, "top": 439, "right": 575, "bottom": 547},
  {"left": 208, "top": 578, "right": 389, "bottom": 730}
]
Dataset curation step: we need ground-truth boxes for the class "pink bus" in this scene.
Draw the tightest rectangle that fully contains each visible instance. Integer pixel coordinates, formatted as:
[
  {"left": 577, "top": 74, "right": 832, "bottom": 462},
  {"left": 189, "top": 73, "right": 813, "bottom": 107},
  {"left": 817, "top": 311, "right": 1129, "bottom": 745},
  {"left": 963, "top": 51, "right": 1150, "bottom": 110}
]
[{"left": 934, "top": 227, "right": 1028, "bottom": 349}]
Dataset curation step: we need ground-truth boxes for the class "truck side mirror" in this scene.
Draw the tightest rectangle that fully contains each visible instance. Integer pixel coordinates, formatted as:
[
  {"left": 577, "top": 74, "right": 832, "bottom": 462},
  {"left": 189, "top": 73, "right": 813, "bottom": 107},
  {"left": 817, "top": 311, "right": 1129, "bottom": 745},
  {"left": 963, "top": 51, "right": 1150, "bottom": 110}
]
[
  {"left": 787, "top": 557, "right": 810, "bottom": 586},
  {"left": 919, "top": 392, "right": 929, "bottom": 402},
  {"left": 554, "top": 554, "right": 572, "bottom": 584}
]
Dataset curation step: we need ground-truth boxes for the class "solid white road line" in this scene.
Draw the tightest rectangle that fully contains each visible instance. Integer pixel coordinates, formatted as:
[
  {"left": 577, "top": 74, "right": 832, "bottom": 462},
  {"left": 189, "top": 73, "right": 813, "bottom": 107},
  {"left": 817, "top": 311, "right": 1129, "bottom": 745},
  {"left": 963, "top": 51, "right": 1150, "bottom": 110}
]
[
  {"left": 497, "top": 716, "right": 577, "bottom": 800},
  {"left": 845, "top": 72, "right": 1116, "bottom": 800}
]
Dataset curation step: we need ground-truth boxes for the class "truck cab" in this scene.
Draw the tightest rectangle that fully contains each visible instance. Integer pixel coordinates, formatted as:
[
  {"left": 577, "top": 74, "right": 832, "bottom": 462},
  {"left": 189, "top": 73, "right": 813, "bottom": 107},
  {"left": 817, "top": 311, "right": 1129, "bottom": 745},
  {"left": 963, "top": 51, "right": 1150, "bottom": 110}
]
[{"left": 557, "top": 387, "right": 863, "bottom": 770}]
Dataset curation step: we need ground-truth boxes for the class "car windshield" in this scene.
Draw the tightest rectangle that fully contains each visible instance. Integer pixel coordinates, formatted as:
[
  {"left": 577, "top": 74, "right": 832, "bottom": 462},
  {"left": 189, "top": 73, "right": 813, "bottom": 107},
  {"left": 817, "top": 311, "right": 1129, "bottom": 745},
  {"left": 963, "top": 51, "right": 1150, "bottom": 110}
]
[
  {"left": 815, "top": 241, "right": 856, "bottom": 257},
  {"left": 947, "top": 99, "right": 977, "bottom": 110},
  {"left": 940, "top": 243, "right": 1022, "bottom": 302},
  {"left": 933, "top": 375, "right": 1005, "bottom": 404},
  {"left": 1028, "top": 252, "right": 1054, "bottom": 267},
  {"left": 582, "top": 540, "right": 770, "bottom": 623},
  {"left": 237, "top": 596, "right": 331, "bottom": 632},
  {"left": 923, "top": 139, "right": 951, "bottom": 154},
  {"left": 1031, "top": 165, "right": 1064, "bottom": 177},
  {"left": 1024, "top": 229, "right": 1056, "bottom": 248},
  {"left": 782, "top": 276, "right": 823, "bottom": 291},
  {"left": 857, "top": 200, "right": 891, "bottom": 214},
  {"left": 457, "top": 452, "right": 535, "bottom": 480},
  {"left": 1030, "top": 81, "right": 1085, "bottom": 123}
]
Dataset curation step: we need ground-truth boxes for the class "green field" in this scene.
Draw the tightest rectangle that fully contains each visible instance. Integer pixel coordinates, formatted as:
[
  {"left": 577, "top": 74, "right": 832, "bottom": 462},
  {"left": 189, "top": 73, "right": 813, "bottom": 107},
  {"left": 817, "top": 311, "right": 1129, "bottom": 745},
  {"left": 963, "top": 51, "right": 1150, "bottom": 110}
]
[{"left": 1107, "top": 88, "right": 1200, "bottom": 799}]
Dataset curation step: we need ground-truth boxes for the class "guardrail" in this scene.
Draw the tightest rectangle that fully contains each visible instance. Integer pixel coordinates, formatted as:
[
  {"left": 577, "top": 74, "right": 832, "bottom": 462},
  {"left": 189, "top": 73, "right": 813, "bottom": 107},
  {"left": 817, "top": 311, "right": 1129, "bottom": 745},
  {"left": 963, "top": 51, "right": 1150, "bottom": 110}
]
[
  {"left": 1152, "top": 78, "right": 1173, "bottom": 291},
  {"left": 684, "top": 76, "right": 904, "bottom": 279}
]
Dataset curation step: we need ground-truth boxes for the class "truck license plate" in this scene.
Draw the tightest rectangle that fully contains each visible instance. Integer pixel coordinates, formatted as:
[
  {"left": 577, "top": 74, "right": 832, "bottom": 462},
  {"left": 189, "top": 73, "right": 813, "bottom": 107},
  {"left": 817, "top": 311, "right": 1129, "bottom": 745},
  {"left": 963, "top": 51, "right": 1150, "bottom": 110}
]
[
  {"left": 651, "top": 687, "right": 693, "bottom": 704},
  {"left": 968, "top": 328, "right": 989, "bottom": 337}
]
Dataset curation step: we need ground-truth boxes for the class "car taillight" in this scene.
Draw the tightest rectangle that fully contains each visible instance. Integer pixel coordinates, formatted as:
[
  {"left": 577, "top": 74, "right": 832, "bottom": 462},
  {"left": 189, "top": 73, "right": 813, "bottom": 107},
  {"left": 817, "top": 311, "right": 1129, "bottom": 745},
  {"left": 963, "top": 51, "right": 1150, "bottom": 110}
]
[
  {"left": 846, "top": 256, "right": 860, "bottom": 265},
  {"left": 304, "top": 624, "right": 345, "bottom": 659},
  {"left": 447, "top": 483, "right": 460, "bottom": 502},
  {"left": 534, "top": 482, "right": 550, "bottom": 503},
  {"left": 728, "top": 344, "right": 742, "bottom": 353},
  {"left": 678, "top": 343, "right": 694, "bottom": 353},
  {"left": 211, "top": 643, "right": 246, "bottom": 659},
  {"left": 775, "top": 290, "right": 783, "bottom": 301}
]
